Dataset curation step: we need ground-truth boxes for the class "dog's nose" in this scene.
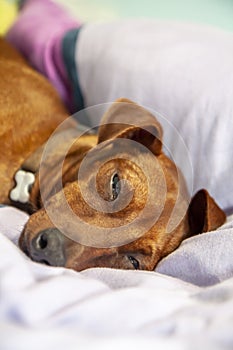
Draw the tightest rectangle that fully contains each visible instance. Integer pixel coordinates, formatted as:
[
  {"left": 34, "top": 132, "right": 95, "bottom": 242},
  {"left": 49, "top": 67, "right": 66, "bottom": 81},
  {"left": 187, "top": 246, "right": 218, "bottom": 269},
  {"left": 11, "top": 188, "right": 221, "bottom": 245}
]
[{"left": 30, "top": 228, "right": 66, "bottom": 266}]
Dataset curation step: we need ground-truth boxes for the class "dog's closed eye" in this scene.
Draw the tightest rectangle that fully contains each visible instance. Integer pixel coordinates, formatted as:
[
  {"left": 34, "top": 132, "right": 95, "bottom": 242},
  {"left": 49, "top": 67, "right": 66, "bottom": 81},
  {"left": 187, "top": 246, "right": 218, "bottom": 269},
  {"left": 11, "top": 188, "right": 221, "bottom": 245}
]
[{"left": 128, "top": 255, "right": 140, "bottom": 269}]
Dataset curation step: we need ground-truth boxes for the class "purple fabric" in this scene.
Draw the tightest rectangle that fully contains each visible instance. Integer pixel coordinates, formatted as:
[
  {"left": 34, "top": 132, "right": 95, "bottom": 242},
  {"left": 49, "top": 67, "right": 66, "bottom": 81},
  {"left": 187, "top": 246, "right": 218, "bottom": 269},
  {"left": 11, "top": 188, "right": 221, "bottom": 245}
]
[{"left": 6, "top": 0, "right": 80, "bottom": 110}]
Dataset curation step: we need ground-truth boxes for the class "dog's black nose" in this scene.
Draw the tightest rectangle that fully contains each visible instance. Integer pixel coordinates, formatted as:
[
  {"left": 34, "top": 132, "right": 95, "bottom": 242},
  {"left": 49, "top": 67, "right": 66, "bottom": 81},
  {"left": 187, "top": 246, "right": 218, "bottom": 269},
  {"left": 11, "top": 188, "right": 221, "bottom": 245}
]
[{"left": 30, "top": 228, "right": 66, "bottom": 267}]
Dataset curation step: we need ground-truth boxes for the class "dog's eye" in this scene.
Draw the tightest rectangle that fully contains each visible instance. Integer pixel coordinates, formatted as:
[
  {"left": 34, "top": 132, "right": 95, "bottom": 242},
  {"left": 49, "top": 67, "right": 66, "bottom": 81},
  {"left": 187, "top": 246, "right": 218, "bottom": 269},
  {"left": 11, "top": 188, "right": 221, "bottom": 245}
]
[
  {"left": 110, "top": 173, "right": 121, "bottom": 200},
  {"left": 128, "top": 255, "right": 140, "bottom": 270}
]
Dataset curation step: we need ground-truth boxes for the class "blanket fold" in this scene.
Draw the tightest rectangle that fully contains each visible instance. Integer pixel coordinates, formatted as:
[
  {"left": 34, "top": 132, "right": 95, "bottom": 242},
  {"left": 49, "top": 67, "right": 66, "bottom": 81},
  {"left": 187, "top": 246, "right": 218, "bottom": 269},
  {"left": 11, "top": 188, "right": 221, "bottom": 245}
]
[{"left": 0, "top": 207, "right": 232, "bottom": 349}]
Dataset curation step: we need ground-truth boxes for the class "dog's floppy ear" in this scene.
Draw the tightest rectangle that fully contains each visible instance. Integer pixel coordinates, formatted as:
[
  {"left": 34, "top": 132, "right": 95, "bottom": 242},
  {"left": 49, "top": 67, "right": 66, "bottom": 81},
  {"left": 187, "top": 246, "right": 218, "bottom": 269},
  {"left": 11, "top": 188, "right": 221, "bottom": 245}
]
[
  {"left": 98, "top": 98, "right": 163, "bottom": 155},
  {"left": 188, "top": 189, "right": 226, "bottom": 236}
]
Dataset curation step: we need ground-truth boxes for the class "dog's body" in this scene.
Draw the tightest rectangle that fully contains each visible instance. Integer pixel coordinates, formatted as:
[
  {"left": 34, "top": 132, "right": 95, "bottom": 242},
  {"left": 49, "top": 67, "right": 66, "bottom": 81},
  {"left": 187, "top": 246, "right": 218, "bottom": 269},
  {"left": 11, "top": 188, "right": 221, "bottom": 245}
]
[
  {"left": 1, "top": 38, "right": 226, "bottom": 271},
  {"left": 0, "top": 38, "right": 69, "bottom": 204}
]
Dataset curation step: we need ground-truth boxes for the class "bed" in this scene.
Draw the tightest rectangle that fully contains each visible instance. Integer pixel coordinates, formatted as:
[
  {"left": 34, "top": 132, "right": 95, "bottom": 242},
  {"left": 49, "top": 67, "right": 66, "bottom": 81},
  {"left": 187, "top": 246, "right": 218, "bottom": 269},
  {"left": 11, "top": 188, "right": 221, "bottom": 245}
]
[
  {"left": 0, "top": 206, "right": 233, "bottom": 349},
  {"left": 1, "top": 1, "right": 233, "bottom": 349}
]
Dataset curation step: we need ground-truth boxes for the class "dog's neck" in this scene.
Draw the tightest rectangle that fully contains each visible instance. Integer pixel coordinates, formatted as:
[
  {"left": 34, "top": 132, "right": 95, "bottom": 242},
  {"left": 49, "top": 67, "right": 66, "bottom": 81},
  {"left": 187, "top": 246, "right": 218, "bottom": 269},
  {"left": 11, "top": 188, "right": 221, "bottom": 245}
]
[{"left": 9, "top": 124, "right": 97, "bottom": 213}]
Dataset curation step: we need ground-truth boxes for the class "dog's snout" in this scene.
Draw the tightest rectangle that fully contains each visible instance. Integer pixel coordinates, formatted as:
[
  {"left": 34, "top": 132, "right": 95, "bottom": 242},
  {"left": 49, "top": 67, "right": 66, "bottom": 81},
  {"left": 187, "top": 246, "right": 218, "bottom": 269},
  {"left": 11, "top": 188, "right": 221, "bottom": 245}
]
[{"left": 30, "top": 228, "right": 66, "bottom": 267}]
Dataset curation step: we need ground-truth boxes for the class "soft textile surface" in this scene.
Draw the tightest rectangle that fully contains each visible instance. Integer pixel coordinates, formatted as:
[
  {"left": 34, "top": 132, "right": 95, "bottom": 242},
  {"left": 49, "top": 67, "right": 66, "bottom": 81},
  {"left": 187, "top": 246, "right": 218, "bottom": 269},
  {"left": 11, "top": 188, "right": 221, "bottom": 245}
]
[
  {"left": 76, "top": 21, "right": 233, "bottom": 212},
  {"left": 0, "top": 206, "right": 233, "bottom": 349}
]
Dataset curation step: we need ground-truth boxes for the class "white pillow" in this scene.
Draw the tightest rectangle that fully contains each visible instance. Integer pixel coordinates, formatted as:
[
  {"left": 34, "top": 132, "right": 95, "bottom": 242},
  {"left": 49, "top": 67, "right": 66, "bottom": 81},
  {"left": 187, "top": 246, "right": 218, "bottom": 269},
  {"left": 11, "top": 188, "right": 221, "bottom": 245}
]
[{"left": 75, "top": 20, "right": 233, "bottom": 211}]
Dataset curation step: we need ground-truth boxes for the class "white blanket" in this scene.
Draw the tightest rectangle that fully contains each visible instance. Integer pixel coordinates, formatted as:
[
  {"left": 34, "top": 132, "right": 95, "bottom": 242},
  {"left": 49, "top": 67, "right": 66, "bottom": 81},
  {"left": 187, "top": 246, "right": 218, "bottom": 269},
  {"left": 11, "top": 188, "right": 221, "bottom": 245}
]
[{"left": 0, "top": 206, "right": 233, "bottom": 350}]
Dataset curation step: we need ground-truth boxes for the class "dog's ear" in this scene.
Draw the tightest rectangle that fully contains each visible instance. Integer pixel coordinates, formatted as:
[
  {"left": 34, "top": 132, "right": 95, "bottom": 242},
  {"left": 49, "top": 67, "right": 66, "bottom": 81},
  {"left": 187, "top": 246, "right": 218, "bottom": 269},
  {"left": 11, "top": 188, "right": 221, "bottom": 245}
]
[
  {"left": 188, "top": 189, "right": 226, "bottom": 236},
  {"left": 98, "top": 98, "right": 163, "bottom": 155}
]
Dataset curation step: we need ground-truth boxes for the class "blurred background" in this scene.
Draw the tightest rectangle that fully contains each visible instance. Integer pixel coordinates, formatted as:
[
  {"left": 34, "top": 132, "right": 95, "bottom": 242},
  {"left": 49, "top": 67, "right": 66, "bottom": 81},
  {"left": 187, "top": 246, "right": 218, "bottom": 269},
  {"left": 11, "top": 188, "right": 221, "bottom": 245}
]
[{"left": 1, "top": 0, "right": 233, "bottom": 34}]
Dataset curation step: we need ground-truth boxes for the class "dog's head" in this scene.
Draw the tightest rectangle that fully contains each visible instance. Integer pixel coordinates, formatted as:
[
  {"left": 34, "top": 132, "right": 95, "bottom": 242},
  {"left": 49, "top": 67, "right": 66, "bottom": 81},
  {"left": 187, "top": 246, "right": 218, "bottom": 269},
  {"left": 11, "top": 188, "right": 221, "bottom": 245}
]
[{"left": 20, "top": 99, "right": 226, "bottom": 271}]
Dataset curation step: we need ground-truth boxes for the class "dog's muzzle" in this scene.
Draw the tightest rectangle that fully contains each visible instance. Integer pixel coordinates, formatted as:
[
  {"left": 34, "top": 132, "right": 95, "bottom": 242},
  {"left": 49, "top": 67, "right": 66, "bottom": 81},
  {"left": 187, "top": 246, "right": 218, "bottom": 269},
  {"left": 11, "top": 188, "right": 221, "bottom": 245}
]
[{"left": 30, "top": 228, "right": 66, "bottom": 267}]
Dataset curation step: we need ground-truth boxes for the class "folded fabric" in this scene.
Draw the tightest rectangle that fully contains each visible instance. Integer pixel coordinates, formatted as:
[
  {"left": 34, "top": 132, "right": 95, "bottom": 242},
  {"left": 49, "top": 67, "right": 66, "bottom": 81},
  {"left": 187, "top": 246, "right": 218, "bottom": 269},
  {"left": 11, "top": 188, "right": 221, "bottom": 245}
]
[{"left": 156, "top": 215, "right": 233, "bottom": 286}]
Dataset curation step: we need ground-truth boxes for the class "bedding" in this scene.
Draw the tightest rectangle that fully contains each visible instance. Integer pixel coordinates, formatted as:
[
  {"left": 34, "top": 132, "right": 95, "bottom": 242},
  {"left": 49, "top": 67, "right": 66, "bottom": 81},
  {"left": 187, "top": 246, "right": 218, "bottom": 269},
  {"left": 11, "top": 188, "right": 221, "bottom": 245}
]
[{"left": 0, "top": 206, "right": 233, "bottom": 349}]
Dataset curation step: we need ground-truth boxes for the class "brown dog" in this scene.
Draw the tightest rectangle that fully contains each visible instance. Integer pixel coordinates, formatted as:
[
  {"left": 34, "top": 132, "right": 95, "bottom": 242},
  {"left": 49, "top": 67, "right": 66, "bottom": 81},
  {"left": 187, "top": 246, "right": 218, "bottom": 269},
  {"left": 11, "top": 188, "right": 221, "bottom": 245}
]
[{"left": 1, "top": 38, "right": 226, "bottom": 271}]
